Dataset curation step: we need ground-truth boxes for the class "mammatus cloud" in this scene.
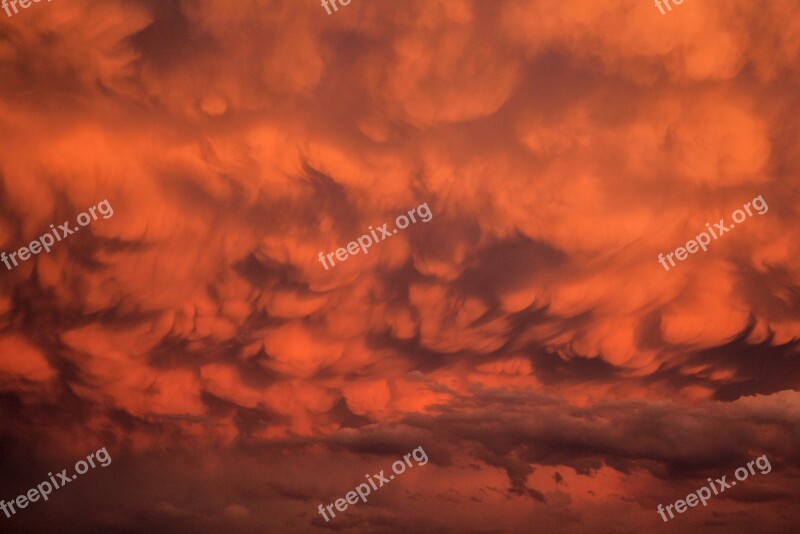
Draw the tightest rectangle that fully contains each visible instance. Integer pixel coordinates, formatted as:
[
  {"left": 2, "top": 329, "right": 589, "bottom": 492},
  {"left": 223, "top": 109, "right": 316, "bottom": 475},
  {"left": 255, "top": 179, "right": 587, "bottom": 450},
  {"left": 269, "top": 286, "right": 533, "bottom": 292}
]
[{"left": 0, "top": 0, "right": 799, "bottom": 532}]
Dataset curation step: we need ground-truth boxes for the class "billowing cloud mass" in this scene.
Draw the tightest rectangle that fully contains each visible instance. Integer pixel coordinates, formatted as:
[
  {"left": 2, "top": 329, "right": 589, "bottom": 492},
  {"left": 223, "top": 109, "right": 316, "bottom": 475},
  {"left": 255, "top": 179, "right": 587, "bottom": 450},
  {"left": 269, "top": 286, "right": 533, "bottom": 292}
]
[{"left": 1, "top": 0, "right": 799, "bottom": 532}]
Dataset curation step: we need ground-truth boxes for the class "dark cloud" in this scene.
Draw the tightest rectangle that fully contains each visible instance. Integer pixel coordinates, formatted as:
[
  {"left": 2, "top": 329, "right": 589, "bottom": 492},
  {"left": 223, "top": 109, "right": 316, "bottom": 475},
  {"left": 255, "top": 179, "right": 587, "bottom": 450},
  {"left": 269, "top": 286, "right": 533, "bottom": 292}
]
[{"left": 1, "top": 0, "right": 800, "bottom": 532}]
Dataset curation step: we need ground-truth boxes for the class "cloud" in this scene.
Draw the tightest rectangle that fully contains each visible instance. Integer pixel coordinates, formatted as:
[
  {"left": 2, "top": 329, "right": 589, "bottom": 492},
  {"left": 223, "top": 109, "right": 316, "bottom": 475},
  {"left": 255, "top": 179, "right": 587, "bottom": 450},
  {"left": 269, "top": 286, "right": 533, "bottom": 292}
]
[{"left": 1, "top": 0, "right": 799, "bottom": 531}]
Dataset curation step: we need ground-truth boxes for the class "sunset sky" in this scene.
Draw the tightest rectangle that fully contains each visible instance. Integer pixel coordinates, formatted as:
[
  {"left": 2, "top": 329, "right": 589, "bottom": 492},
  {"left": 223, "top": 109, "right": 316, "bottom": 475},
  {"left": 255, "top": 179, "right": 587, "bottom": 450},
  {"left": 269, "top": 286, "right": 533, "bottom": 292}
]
[{"left": 1, "top": 0, "right": 799, "bottom": 532}]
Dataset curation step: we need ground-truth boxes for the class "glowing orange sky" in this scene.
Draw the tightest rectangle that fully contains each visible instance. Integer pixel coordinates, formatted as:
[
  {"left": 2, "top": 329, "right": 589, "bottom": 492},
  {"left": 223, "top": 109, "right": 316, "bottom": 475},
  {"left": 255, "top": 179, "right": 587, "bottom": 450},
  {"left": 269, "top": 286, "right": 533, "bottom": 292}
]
[{"left": 1, "top": 0, "right": 799, "bottom": 532}]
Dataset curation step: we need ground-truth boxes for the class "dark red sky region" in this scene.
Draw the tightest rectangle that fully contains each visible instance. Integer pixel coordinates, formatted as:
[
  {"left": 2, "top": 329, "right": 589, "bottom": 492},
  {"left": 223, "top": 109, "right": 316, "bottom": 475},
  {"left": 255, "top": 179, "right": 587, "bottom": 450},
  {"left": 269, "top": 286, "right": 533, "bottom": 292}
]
[{"left": 1, "top": 1, "right": 800, "bottom": 532}]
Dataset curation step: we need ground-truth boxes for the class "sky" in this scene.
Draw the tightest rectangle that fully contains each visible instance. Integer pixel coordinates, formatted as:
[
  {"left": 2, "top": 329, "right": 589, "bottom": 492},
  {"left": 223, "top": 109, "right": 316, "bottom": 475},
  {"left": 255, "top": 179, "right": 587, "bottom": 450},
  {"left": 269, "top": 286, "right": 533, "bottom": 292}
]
[{"left": 0, "top": 0, "right": 799, "bottom": 532}]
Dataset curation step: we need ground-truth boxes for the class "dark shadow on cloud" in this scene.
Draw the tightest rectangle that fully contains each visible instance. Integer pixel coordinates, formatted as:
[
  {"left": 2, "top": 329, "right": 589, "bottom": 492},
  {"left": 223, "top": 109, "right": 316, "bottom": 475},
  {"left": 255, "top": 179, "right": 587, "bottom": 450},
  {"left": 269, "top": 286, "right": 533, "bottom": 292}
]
[
  {"left": 635, "top": 308, "right": 668, "bottom": 352},
  {"left": 511, "top": 48, "right": 601, "bottom": 124},
  {"left": 329, "top": 397, "right": 373, "bottom": 429},
  {"left": 366, "top": 331, "right": 461, "bottom": 373},
  {"left": 233, "top": 253, "right": 303, "bottom": 291},
  {"left": 396, "top": 387, "right": 799, "bottom": 492},
  {"left": 234, "top": 404, "right": 284, "bottom": 439},
  {"left": 200, "top": 391, "right": 287, "bottom": 434},
  {"left": 301, "top": 162, "right": 365, "bottom": 238},
  {"left": 148, "top": 334, "right": 242, "bottom": 370},
  {"left": 239, "top": 347, "right": 284, "bottom": 388},
  {"left": 688, "top": 326, "right": 800, "bottom": 401},
  {"left": 130, "top": 0, "right": 216, "bottom": 71},
  {"left": 525, "top": 341, "right": 618, "bottom": 386},
  {"left": 457, "top": 233, "right": 568, "bottom": 298}
]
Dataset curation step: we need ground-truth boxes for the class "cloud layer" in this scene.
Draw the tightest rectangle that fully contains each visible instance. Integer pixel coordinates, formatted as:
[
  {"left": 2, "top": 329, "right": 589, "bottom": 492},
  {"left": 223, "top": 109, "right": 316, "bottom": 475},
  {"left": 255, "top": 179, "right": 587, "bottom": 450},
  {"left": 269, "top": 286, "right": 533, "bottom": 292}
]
[{"left": 1, "top": 0, "right": 799, "bottom": 532}]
